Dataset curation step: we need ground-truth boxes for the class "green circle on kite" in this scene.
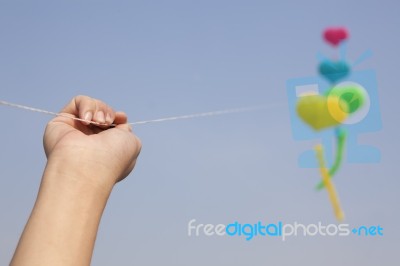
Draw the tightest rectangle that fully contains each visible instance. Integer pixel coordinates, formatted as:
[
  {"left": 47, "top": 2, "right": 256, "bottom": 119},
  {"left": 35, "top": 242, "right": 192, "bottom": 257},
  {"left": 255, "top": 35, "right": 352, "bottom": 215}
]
[{"left": 326, "top": 85, "right": 366, "bottom": 114}]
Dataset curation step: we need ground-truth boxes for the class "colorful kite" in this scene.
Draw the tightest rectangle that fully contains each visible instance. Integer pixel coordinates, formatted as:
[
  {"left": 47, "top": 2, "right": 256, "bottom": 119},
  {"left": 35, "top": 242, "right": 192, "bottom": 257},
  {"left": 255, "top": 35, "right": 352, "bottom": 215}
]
[{"left": 296, "top": 27, "right": 367, "bottom": 221}]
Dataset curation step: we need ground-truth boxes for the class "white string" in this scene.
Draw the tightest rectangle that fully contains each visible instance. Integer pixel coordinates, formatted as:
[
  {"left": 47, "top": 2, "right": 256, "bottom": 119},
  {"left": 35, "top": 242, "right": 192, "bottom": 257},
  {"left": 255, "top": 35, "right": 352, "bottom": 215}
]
[
  {"left": 0, "top": 100, "right": 108, "bottom": 126},
  {"left": 0, "top": 99, "right": 280, "bottom": 127},
  {"left": 130, "top": 105, "right": 275, "bottom": 125}
]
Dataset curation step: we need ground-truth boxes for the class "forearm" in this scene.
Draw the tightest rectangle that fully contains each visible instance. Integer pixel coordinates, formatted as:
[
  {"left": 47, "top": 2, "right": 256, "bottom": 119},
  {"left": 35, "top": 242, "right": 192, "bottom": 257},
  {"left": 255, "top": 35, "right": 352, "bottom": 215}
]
[
  {"left": 11, "top": 159, "right": 114, "bottom": 266},
  {"left": 11, "top": 95, "right": 140, "bottom": 265}
]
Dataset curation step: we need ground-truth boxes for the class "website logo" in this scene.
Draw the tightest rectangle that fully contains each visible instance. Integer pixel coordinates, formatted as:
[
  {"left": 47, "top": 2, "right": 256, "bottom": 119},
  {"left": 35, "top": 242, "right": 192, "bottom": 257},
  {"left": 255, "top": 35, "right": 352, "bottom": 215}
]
[{"left": 188, "top": 219, "right": 384, "bottom": 241}]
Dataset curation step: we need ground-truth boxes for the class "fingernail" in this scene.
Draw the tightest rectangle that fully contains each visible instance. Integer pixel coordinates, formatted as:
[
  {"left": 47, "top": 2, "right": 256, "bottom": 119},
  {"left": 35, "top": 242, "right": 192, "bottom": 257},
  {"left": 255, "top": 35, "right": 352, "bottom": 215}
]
[
  {"left": 106, "top": 113, "right": 112, "bottom": 124},
  {"left": 84, "top": 112, "right": 93, "bottom": 124},
  {"left": 96, "top": 111, "right": 105, "bottom": 123}
]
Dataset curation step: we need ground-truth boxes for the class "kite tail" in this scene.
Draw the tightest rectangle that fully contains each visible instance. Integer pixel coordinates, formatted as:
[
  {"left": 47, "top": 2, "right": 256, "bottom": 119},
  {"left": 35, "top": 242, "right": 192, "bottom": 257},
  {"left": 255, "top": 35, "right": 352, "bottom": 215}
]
[
  {"left": 315, "top": 127, "right": 347, "bottom": 190},
  {"left": 314, "top": 144, "right": 345, "bottom": 221}
]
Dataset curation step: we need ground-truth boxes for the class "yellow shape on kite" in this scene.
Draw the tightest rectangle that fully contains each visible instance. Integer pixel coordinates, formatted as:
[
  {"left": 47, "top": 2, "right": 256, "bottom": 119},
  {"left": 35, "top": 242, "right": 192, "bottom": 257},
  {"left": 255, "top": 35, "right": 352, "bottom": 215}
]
[
  {"left": 296, "top": 94, "right": 349, "bottom": 131},
  {"left": 315, "top": 144, "right": 345, "bottom": 221}
]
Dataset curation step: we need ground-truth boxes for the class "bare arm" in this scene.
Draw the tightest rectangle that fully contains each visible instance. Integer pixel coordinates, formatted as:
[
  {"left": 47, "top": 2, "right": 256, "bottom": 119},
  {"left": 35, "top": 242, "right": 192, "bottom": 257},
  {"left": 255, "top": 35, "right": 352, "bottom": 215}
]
[{"left": 11, "top": 96, "right": 141, "bottom": 266}]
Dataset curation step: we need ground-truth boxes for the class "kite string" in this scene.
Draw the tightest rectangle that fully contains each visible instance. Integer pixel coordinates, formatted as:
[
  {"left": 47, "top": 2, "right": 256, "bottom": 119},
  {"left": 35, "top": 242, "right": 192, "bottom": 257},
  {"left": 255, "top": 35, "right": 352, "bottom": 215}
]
[
  {"left": 130, "top": 105, "right": 272, "bottom": 125},
  {"left": 0, "top": 100, "right": 277, "bottom": 126},
  {"left": 0, "top": 100, "right": 103, "bottom": 125}
]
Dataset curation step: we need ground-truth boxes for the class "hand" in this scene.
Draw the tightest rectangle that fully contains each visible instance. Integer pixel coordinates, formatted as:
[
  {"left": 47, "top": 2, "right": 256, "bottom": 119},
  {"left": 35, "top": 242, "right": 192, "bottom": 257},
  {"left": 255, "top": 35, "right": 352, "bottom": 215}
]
[
  {"left": 43, "top": 95, "right": 141, "bottom": 186},
  {"left": 12, "top": 96, "right": 142, "bottom": 266}
]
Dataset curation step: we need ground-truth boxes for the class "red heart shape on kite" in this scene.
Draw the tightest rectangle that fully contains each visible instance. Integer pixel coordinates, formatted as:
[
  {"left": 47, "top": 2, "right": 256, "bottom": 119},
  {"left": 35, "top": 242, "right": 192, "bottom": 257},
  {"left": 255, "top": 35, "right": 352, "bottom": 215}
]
[{"left": 323, "top": 27, "right": 349, "bottom": 46}]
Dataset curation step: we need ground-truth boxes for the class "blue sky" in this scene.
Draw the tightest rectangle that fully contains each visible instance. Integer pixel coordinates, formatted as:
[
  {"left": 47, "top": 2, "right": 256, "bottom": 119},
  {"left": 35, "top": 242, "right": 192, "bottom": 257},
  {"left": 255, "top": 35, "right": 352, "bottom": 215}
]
[{"left": 1, "top": 1, "right": 399, "bottom": 265}]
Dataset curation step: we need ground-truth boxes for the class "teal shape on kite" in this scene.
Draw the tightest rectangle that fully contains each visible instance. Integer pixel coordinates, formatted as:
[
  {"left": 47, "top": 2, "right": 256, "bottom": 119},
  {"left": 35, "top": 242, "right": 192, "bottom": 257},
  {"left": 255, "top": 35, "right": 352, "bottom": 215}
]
[{"left": 318, "top": 60, "right": 350, "bottom": 84}]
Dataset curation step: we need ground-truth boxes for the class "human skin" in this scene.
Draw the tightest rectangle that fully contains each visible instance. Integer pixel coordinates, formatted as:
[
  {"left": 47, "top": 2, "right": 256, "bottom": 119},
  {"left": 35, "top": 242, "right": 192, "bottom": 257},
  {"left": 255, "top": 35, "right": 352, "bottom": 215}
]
[{"left": 10, "top": 95, "right": 141, "bottom": 266}]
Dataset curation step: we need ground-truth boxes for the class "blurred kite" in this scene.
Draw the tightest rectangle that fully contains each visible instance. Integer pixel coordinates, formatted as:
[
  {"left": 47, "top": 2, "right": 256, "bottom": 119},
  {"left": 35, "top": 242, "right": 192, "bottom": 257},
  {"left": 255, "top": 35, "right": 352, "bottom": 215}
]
[{"left": 296, "top": 27, "right": 367, "bottom": 221}]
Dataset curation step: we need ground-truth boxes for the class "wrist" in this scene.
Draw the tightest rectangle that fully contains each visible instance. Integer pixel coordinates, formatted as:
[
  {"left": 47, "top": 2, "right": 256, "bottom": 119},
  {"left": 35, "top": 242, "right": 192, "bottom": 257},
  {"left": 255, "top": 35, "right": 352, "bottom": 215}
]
[{"left": 45, "top": 149, "right": 117, "bottom": 194}]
